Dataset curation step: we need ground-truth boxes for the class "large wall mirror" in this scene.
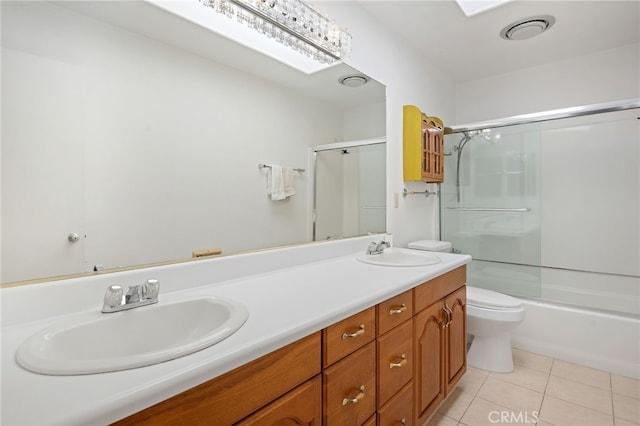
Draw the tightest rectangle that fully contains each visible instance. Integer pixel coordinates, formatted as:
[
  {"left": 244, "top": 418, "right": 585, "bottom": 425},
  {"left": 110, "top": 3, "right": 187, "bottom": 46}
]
[{"left": 1, "top": 1, "right": 386, "bottom": 284}]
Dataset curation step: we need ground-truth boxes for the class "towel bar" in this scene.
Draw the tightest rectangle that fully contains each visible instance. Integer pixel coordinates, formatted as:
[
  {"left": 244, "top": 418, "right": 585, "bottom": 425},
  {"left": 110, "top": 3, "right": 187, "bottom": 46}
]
[{"left": 258, "top": 163, "right": 305, "bottom": 173}]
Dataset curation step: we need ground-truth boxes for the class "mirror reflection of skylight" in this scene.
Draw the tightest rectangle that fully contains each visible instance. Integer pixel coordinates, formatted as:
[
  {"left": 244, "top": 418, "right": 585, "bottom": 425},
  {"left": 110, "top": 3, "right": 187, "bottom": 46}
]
[{"left": 455, "top": 0, "right": 513, "bottom": 17}]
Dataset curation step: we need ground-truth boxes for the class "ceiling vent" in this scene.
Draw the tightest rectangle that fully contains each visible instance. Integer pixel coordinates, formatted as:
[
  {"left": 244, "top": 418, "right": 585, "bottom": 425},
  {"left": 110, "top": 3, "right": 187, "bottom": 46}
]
[
  {"left": 338, "top": 74, "right": 370, "bottom": 87},
  {"left": 500, "top": 15, "right": 556, "bottom": 40}
]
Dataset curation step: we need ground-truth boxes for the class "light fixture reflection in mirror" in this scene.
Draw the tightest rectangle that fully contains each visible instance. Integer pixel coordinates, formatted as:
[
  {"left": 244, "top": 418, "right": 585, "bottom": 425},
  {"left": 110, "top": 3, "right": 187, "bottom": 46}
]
[{"left": 0, "top": 0, "right": 386, "bottom": 286}]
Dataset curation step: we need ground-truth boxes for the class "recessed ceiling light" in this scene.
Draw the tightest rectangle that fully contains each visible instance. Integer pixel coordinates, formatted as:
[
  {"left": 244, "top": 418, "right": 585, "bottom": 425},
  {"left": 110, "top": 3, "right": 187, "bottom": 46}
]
[
  {"left": 455, "top": 0, "right": 513, "bottom": 17},
  {"left": 500, "top": 15, "right": 556, "bottom": 40},
  {"left": 338, "top": 74, "right": 370, "bottom": 88}
]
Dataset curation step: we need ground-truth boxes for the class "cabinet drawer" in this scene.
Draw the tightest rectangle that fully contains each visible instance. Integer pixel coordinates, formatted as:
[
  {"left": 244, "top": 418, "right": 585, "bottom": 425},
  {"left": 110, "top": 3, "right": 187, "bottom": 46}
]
[
  {"left": 414, "top": 266, "right": 466, "bottom": 313},
  {"left": 377, "top": 319, "right": 413, "bottom": 406},
  {"left": 114, "top": 332, "right": 320, "bottom": 426},
  {"left": 377, "top": 382, "right": 413, "bottom": 426},
  {"left": 237, "top": 375, "right": 322, "bottom": 425},
  {"left": 362, "top": 414, "right": 377, "bottom": 426},
  {"left": 323, "top": 307, "right": 375, "bottom": 367},
  {"left": 377, "top": 289, "right": 413, "bottom": 336},
  {"left": 323, "top": 341, "right": 376, "bottom": 425}
]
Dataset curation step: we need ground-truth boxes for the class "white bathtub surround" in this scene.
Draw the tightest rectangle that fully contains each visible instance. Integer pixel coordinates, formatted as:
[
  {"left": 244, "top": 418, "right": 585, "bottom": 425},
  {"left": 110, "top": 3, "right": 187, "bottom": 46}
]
[
  {"left": 511, "top": 299, "right": 640, "bottom": 380},
  {"left": 0, "top": 236, "right": 471, "bottom": 425}
]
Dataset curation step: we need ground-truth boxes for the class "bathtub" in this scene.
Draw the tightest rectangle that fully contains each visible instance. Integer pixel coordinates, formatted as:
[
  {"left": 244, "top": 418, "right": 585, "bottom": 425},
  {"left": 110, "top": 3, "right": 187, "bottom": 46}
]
[{"left": 510, "top": 298, "right": 640, "bottom": 379}]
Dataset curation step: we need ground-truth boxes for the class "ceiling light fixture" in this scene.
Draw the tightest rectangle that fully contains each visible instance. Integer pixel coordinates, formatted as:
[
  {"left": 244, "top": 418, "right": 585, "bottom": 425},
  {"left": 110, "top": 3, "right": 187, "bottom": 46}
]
[
  {"left": 500, "top": 15, "right": 556, "bottom": 40},
  {"left": 201, "top": 0, "right": 352, "bottom": 66}
]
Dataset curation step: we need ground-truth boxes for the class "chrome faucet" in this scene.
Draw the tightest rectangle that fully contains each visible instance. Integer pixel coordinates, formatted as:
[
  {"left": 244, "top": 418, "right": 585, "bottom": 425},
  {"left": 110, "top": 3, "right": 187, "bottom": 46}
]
[
  {"left": 366, "top": 240, "right": 390, "bottom": 255},
  {"left": 102, "top": 279, "right": 160, "bottom": 313}
]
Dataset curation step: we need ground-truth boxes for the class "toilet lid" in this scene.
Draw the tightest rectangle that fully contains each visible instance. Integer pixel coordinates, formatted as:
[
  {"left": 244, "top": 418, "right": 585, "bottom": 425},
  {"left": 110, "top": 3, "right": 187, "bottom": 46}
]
[{"left": 467, "top": 286, "right": 522, "bottom": 309}]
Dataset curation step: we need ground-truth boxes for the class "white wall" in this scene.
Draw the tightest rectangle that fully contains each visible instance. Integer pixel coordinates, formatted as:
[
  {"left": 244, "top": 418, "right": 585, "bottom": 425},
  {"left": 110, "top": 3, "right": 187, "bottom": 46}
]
[
  {"left": 314, "top": 1, "right": 456, "bottom": 247},
  {"left": 455, "top": 43, "right": 640, "bottom": 124}
]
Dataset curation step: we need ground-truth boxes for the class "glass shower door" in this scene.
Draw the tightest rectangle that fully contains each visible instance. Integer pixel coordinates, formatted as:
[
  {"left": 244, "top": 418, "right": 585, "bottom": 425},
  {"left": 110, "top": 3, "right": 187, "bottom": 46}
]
[
  {"left": 440, "top": 124, "right": 542, "bottom": 298},
  {"left": 314, "top": 142, "right": 386, "bottom": 241}
]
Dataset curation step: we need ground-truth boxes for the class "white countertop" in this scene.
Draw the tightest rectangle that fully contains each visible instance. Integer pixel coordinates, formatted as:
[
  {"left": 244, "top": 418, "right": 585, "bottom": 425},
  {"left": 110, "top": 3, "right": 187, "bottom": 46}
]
[{"left": 1, "top": 242, "right": 470, "bottom": 425}]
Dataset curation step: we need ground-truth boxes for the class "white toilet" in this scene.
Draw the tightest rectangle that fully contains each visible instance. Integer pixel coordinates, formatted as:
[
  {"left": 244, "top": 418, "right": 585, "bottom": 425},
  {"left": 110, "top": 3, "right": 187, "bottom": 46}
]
[
  {"left": 408, "top": 240, "right": 525, "bottom": 372},
  {"left": 466, "top": 286, "right": 524, "bottom": 372}
]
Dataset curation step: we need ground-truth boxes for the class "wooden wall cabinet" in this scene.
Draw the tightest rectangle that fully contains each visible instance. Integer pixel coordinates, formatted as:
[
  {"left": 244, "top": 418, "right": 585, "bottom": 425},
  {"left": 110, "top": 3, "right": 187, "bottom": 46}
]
[
  {"left": 413, "top": 266, "right": 467, "bottom": 425},
  {"left": 115, "top": 267, "right": 466, "bottom": 426},
  {"left": 403, "top": 105, "right": 445, "bottom": 183}
]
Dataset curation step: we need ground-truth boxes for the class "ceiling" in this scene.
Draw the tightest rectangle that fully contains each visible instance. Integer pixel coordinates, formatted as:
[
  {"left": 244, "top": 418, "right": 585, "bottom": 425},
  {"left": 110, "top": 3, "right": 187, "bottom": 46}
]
[{"left": 356, "top": 0, "right": 640, "bottom": 83}]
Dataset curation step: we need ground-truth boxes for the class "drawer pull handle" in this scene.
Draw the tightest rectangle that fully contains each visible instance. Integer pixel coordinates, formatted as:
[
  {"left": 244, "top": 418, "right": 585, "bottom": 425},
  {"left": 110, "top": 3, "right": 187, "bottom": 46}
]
[
  {"left": 390, "top": 354, "right": 407, "bottom": 369},
  {"left": 342, "top": 324, "right": 365, "bottom": 339},
  {"left": 401, "top": 418, "right": 407, "bottom": 426},
  {"left": 389, "top": 304, "right": 407, "bottom": 315},
  {"left": 342, "top": 385, "right": 366, "bottom": 405}
]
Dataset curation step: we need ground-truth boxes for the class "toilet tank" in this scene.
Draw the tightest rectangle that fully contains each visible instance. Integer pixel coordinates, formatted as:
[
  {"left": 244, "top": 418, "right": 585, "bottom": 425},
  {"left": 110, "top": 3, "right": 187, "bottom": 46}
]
[{"left": 408, "top": 240, "right": 452, "bottom": 252}]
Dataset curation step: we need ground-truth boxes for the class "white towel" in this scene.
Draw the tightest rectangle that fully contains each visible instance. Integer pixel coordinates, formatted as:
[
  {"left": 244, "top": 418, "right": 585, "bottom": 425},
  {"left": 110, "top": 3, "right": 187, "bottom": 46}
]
[
  {"left": 267, "top": 165, "right": 286, "bottom": 200},
  {"left": 266, "top": 165, "right": 296, "bottom": 201},
  {"left": 283, "top": 167, "right": 296, "bottom": 198}
]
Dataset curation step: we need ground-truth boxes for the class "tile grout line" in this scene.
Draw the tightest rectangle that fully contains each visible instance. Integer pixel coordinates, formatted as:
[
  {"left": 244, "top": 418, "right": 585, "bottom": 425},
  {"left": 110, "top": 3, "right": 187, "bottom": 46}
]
[
  {"left": 456, "top": 368, "right": 490, "bottom": 426},
  {"left": 537, "top": 358, "right": 555, "bottom": 426}
]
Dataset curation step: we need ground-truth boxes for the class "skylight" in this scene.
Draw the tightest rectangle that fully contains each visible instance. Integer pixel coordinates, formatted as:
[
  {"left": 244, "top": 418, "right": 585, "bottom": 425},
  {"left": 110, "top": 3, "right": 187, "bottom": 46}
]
[{"left": 455, "top": 0, "right": 513, "bottom": 17}]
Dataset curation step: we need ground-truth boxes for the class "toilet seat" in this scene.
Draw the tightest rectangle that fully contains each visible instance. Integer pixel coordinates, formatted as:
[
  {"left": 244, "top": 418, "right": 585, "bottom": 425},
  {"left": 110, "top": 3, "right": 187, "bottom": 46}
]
[{"left": 467, "top": 286, "right": 522, "bottom": 310}]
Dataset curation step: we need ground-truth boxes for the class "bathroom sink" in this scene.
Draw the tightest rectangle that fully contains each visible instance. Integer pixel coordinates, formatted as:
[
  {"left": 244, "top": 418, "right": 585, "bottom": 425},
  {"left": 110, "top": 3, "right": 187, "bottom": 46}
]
[
  {"left": 356, "top": 248, "right": 442, "bottom": 267},
  {"left": 16, "top": 296, "right": 249, "bottom": 375}
]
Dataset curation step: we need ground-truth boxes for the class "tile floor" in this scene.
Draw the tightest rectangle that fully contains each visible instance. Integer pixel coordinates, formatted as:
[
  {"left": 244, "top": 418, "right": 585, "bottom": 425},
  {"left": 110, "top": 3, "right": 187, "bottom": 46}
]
[{"left": 427, "top": 349, "right": 640, "bottom": 426}]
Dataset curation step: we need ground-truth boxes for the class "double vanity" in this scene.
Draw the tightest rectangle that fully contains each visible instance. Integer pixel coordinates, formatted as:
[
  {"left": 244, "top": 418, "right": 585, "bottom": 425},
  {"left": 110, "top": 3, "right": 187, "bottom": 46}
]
[{"left": 1, "top": 236, "right": 471, "bottom": 425}]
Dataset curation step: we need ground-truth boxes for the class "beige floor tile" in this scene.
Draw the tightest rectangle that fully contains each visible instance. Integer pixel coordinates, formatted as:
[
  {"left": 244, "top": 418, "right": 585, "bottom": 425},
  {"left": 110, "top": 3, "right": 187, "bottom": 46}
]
[
  {"left": 612, "top": 374, "right": 640, "bottom": 399},
  {"left": 438, "top": 387, "right": 475, "bottom": 421},
  {"left": 476, "top": 376, "right": 543, "bottom": 413},
  {"left": 546, "top": 375, "right": 613, "bottom": 415},
  {"left": 456, "top": 367, "right": 489, "bottom": 396},
  {"left": 425, "top": 412, "right": 458, "bottom": 426},
  {"left": 551, "top": 359, "right": 611, "bottom": 390},
  {"left": 613, "top": 393, "right": 640, "bottom": 424},
  {"left": 535, "top": 421, "right": 556, "bottom": 426},
  {"left": 512, "top": 348, "right": 553, "bottom": 374},
  {"left": 614, "top": 418, "right": 640, "bottom": 426},
  {"left": 459, "top": 397, "right": 510, "bottom": 426},
  {"left": 539, "top": 395, "right": 614, "bottom": 426},
  {"left": 489, "top": 365, "right": 549, "bottom": 393}
]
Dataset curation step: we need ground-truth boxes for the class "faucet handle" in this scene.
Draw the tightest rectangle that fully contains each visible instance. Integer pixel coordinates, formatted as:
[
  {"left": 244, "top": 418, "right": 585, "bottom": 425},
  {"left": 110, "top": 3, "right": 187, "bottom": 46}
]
[
  {"left": 103, "top": 285, "right": 123, "bottom": 309},
  {"left": 144, "top": 279, "right": 160, "bottom": 300}
]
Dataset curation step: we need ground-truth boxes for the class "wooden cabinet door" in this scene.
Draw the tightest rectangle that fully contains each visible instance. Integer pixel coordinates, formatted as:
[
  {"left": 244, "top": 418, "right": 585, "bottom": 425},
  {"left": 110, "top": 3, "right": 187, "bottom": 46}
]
[
  {"left": 237, "top": 376, "right": 322, "bottom": 426},
  {"left": 445, "top": 286, "right": 467, "bottom": 395},
  {"left": 420, "top": 118, "right": 444, "bottom": 183},
  {"left": 413, "top": 301, "right": 445, "bottom": 425}
]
